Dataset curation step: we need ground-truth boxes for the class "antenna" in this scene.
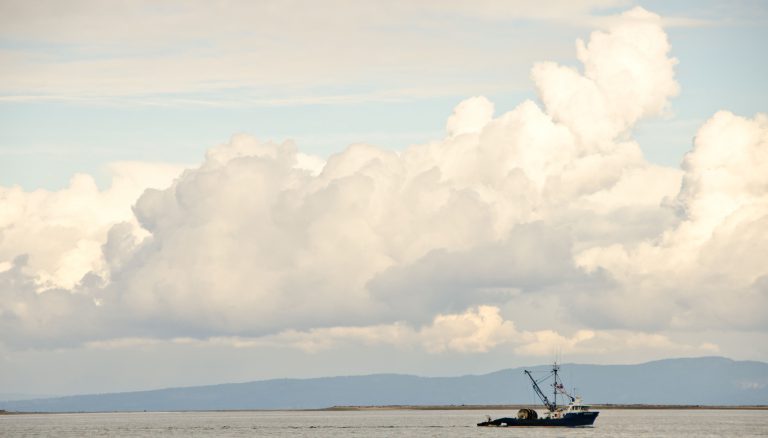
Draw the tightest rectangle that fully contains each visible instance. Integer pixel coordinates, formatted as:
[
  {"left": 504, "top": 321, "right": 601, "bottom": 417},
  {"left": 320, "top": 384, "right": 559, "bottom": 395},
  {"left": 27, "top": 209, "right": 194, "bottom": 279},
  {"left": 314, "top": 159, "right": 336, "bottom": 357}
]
[{"left": 552, "top": 361, "right": 559, "bottom": 411}]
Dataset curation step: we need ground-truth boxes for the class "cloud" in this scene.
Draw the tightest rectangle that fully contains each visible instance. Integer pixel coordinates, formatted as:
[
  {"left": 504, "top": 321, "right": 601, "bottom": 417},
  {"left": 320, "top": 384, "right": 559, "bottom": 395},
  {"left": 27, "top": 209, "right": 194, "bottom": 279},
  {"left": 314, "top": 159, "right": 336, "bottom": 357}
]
[
  {"left": 446, "top": 96, "right": 495, "bottom": 137},
  {"left": 532, "top": 6, "right": 679, "bottom": 150},
  {"left": 0, "top": 7, "right": 765, "bottom": 364},
  {"left": 0, "top": 162, "right": 185, "bottom": 290},
  {"left": 1, "top": 1, "right": 712, "bottom": 105},
  {"left": 576, "top": 111, "right": 768, "bottom": 330},
  {"left": 0, "top": 255, "right": 102, "bottom": 348},
  {"left": 81, "top": 305, "right": 718, "bottom": 360},
  {"left": 367, "top": 222, "right": 608, "bottom": 323}
]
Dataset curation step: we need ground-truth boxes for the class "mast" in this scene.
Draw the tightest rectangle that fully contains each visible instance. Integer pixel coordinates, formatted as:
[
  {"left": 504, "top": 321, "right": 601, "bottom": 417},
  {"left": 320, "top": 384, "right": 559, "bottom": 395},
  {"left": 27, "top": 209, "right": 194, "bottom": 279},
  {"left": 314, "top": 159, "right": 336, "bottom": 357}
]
[
  {"left": 553, "top": 363, "right": 559, "bottom": 411},
  {"left": 524, "top": 370, "right": 555, "bottom": 411}
]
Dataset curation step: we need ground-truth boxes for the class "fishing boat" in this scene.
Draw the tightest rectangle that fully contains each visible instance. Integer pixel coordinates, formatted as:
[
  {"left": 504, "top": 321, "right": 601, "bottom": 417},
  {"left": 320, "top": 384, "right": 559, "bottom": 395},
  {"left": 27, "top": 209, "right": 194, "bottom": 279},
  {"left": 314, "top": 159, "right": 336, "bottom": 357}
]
[{"left": 477, "top": 363, "right": 599, "bottom": 427}]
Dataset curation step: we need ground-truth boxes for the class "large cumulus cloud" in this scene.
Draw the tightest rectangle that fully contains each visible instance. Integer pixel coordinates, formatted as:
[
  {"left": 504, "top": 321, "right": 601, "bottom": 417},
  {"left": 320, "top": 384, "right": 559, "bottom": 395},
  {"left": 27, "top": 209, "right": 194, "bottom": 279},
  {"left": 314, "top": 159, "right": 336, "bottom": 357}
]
[
  {"left": 577, "top": 110, "right": 768, "bottom": 330},
  {"left": 1, "top": 8, "right": 765, "bottom": 359}
]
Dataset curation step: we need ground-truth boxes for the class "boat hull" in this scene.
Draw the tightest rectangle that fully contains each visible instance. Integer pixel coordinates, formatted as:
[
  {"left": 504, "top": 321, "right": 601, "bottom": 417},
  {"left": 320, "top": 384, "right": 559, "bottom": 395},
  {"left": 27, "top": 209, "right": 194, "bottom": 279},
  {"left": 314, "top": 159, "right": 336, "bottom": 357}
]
[{"left": 478, "top": 412, "right": 599, "bottom": 427}]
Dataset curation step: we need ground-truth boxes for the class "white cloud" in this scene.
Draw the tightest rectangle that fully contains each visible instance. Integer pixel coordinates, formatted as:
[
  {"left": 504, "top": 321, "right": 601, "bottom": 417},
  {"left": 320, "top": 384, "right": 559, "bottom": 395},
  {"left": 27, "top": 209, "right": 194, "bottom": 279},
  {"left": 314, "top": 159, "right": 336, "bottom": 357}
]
[
  {"left": 79, "top": 305, "right": 718, "bottom": 361},
  {"left": 532, "top": 7, "right": 679, "bottom": 150},
  {"left": 575, "top": 111, "right": 768, "bottom": 330},
  {"left": 446, "top": 96, "right": 495, "bottom": 137},
  {"left": 0, "top": 7, "right": 765, "bottom": 366},
  {"left": 420, "top": 305, "right": 517, "bottom": 353},
  {"left": 1, "top": 1, "right": 711, "bottom": 105},
  {"left": 0, "top": 162, "right": 185, "bottom": 289}
]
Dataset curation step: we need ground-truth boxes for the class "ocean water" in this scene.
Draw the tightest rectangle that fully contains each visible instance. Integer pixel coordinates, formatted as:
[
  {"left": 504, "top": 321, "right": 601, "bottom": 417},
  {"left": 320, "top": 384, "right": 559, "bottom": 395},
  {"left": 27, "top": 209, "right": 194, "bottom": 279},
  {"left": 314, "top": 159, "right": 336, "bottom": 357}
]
[{"left": 1, "top": 409, "right": 767, "bottom": 437}]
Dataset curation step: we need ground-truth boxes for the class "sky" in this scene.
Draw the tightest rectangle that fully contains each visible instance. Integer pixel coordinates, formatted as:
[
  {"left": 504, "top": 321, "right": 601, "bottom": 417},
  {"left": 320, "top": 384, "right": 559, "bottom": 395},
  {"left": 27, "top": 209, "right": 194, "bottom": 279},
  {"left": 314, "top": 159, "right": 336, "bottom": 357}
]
[{"left": 1, "top": 0, "right": 767, "bottom": 397}]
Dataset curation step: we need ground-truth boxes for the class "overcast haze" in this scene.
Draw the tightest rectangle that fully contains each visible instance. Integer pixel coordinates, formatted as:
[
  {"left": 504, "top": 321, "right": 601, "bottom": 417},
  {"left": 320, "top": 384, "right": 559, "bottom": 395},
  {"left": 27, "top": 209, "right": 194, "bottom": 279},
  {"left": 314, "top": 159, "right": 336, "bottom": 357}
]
[{"left": 1, "top": 0, "right": 767, "bottom": 396}]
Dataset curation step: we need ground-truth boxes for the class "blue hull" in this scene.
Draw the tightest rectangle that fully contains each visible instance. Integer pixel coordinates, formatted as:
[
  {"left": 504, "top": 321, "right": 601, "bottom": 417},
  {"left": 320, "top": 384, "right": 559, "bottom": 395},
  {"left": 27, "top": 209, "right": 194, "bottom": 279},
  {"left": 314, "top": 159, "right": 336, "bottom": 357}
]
[{"left": 478, "top": 412, "right": 598, "bottom": 427}]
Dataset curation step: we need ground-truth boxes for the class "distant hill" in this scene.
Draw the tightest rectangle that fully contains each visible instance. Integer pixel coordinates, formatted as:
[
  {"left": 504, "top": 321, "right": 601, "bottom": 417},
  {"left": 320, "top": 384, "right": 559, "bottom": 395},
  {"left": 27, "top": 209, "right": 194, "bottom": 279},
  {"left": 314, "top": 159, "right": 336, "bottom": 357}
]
[
  {"left": 2, "top": 357, "right": 766, "bottom": 412},
  {"left": 0, "top": 393, "right": 58, "bottom": 402}
]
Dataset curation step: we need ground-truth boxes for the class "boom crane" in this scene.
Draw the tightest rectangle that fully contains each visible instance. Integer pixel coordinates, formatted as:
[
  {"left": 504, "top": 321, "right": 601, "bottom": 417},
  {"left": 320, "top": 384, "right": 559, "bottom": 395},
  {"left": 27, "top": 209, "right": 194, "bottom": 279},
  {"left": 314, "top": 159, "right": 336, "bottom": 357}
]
[{"left": 524, "top": 370, "right": 555, "bottom": 412}]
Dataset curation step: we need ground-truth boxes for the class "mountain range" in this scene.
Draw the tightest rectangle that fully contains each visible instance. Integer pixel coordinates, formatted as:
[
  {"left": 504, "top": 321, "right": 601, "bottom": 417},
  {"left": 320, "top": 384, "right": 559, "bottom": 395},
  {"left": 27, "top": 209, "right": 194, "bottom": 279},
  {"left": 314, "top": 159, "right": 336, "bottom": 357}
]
[{"left": 2, "top": 356, "right": 766, "bottom": 412}]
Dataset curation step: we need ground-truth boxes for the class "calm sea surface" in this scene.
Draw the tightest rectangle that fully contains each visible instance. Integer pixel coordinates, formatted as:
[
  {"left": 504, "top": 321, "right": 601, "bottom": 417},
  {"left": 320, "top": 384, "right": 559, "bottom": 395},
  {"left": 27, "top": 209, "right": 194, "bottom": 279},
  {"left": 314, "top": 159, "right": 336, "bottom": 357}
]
[{"left": 1, "top": 409, "right": 767, "bottom": 437}]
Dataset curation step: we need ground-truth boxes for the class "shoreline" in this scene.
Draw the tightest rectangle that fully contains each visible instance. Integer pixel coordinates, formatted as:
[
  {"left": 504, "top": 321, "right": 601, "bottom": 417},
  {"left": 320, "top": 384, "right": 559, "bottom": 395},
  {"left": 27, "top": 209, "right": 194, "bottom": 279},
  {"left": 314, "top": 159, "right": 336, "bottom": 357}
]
[
  {"left": 314, "top": 404, "right": 768, "bottom": 411},
  {"left": 3, "top": 405, "right": 768, "bottom": 415}
]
